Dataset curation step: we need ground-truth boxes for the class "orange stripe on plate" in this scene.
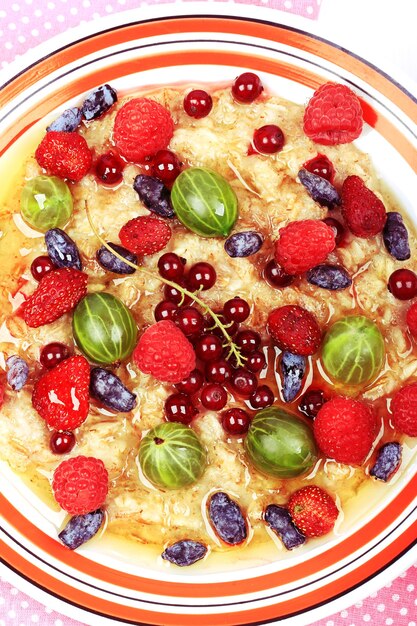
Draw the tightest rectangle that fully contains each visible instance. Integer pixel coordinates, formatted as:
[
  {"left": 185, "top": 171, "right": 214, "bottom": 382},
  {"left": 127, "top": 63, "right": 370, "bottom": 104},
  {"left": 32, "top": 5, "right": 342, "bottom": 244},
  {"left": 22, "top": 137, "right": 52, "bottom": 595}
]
[
  {"left": 1, "top": 518, "right": 416, "bottom": 625},
  {"left": 0, "top": 51, "right": 416, "bottom": 172}
]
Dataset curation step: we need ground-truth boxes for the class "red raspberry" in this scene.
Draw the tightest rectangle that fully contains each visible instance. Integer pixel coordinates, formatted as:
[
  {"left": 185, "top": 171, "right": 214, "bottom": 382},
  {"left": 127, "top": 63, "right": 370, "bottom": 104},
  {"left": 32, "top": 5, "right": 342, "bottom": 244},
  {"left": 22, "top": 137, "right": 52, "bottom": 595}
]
[
  {"left": 35, "top": 131, "right": 92, "bottom": 182},
  {"left": 119, "top": 215, "right": 171, "bottom": 256},
  {"left": 52, "top": 456, "right": 108, "bottom": 515},
  {"left": 406, "top": 302, "right": 417, "bottom": 338},
  {"left": 288, "top": 485, "right": 339, "bottom": 537},
  {"left": 314, "top": 396, "right": 378, "bottom": 465},
  {"left": 303, "top": 82, "right": 363, "bottom": 145},
  {"left": 274, "top": 219, "right": 335, "bottom": 274},
  {"left": 23, "top": 268, "right": 88, "bottom": 328},
  {"left": 32, "top": 355, "right": 90, "bottom": 430},
  {"left": 267, "top": 305, "right": 321, "bottom": 356},
  {"left": 341, "top": 175, "right": 386, "bottom": 238},
  {"left": 133, "top": 320, "right": 196, "bottom": 384},
  {"left": 113, "top": 98, "right": 174, "bottom": 163},
  {"left": 391, "top": 383, "right": 417, "bottom": 436}
]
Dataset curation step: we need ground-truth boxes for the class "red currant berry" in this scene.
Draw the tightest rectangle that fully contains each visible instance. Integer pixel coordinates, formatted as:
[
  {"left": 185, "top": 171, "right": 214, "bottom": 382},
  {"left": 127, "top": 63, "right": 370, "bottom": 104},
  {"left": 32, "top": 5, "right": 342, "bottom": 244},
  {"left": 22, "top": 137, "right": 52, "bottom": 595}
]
[
  {"left": 40, "top": 342, "right": 70, "bottom": 369},
  {"left": 232, "top": 72, "right": 263, "bottom": 104},
  {"left": 158, "top": 253, "right": 185, "bottom": 281},
  {"left": 95, "top": 151, "right": 124, "bottom": 185},
  {"left": 263, "top": 260, "right": 294, "bottom": 288},
  {"left": 175, "top": 369, "right": 204, "bottom": 395},
  {"left": 151, "top": 149, "right": 181, "bottom": 185},
  {"left": 31, "top": 255, "right": 54, "bottom": 281},
  {"left": 183, "top": 89, "right": 213, "bottom": 119},
  {"left": 235, "top": 330, "right": 261, "bottom": 355},
  {"left": 200, "top": 383, "right": 228, "bottom": 411},
  {"left": 252, "top": 125, "right": 285, "bottom": 154},
  {"left": 50, "top": 431, "right": 76, "bottom": 454},
  {"left": 222, "top": 407, "right": 251, "bottom": 435},
  {"left": 164, "top": 392, "right": 198, "bottom": 424},
  {"left": 223, "top": 297, "right": 250, "bottom": 323},
  {"left": 388, "top": 269, "right": 417, "bottom": 300},
  {"left": 298, "top": 388, "right": 328, "bottom": 419},
  {"left": 322, "top": 217, "right": 346, "bottom": 246},
  {"left": 154, "top": 300, "right": 178, "bottom": 322},
  {"left": 303, "top": 154, "right": 335, "bottom": 183},
  {"left": 195, "top": 334, "right": 223, "bottom": 362},
  {"left": 174, "top": 306, "right": 205, "bottom": 337},
  {"left": 230, "top": 367, "right": 257, "bottom": 397},
  {"left": 187, "top": 262, "right": 217, "bottom": 291},
  {"left": 205, "top": 359, "right": 232, "bottom": 384},
  {"left": 250, "top": 384, "right": 274, "bottom": 409},
  {"left": 164, "top": 281, "right": 192, "bottom": 306},
  {"left": 246, "top": 351, "right": 266, "bottom": 373}
]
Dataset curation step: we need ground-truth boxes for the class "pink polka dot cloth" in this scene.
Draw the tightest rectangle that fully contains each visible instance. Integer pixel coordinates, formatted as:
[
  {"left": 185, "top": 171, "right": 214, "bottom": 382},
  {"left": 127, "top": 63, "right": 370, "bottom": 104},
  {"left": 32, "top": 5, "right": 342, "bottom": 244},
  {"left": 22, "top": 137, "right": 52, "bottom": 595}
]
[{"left": 0, "top": 1, "right": 416, "bottom": 625}]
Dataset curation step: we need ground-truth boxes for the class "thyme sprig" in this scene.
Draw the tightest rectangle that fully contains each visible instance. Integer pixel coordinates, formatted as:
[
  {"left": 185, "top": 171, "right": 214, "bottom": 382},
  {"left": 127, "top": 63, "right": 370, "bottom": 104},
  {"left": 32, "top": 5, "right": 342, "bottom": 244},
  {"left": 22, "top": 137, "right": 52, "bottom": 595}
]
[{"left": 86, "top": 203, "right": 246, "bottom": 367}]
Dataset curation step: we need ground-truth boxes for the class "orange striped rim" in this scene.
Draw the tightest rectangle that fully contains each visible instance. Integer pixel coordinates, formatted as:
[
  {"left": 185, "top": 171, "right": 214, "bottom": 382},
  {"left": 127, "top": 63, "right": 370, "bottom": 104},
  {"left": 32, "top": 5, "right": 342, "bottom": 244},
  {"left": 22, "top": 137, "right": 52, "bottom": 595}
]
[
  {"left": 0, "top": 50, "right": 416, "bottom": 172},
  {"left": 1, "top": 519, "right": 416, "bottom": 625},
  {"left": 1, "top": 14, "right": 417, "bottom": 623}
]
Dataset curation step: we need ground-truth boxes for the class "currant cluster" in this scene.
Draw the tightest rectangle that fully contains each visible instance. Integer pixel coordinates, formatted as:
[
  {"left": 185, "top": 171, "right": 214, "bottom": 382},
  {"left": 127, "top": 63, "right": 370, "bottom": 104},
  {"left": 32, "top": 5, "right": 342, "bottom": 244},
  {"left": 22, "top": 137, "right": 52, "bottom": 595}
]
[{"left": 156, "top": 252, "right": 275, "bottom": 435}]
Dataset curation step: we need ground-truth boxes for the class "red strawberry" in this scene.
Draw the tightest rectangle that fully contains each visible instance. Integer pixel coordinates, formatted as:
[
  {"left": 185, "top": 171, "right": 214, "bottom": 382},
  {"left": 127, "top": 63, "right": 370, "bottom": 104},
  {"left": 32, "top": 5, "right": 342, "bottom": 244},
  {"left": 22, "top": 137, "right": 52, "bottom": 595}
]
[
  {"left": 119, "top": 215, "right": 171, "bottom": 255},
  {"left": 341, "top": 175, "right": 386, "bottom": 238},
  {"left": 23, "top": 268, "right": 88, "bottom": 328},
  {"left": 406, "top": 302, "right": 417, "bottom": 338},
  {"left": 52, "top": 456, "right": 108, "bottom": 515},
  {"left": 133, "top": 320, "right": 196, "bottom": 384},
  {"left": 267, "top": 305, "right": 321, "bottom": 356},
  {"left": 113, "top": 98, "right": 174, "bottom": 163},
  {"left": 274, "top": 219, "right": 335, "bottom": 274},
  {"left": 35, "top": 131, "right": 92, "bottom": 182},
  {"left": 314, "top": 396, "right": 378, "bottom": 465},
  {"left": 288, "top": 485, "right": 339, "bottom": 537},
  {"left": 32, "top": 355, "right": 90, "bottom": 430},
  {"left": 391, "top": 383, "right": 417, "bottom": 436},
  {"left": 303, "top": 82, "right": 363, "bottom": 145}
]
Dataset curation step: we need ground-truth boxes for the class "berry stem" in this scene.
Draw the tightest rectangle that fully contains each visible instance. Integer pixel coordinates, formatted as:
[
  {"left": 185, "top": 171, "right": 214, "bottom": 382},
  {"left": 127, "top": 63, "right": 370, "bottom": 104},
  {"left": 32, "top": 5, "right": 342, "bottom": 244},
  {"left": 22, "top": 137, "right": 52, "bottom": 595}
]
[{"left": 85, "top": 202, "right": 246, "bottom": 366}]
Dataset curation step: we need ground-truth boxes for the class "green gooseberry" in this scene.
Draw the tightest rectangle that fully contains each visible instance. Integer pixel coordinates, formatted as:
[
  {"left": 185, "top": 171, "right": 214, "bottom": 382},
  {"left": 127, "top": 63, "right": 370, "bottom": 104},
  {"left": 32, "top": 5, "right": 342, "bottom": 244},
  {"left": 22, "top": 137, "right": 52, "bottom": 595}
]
[
  {"left": 73, "top": 292, "right": 137, "bottom": 364},
  {"left": 138, "top": 422, "right": 206, "bottom": 489},
  {"left": 171, "top": 167, "right": 238, "bottom": 237},
  {"left": 20, "top": 175, "right": 73, "bottom": 232},
  {"left": 322, "top": 315, "right": 385, "bottom": 386},
  {"left": 245, "top": 407, "right": 317, "bottom": 478}
]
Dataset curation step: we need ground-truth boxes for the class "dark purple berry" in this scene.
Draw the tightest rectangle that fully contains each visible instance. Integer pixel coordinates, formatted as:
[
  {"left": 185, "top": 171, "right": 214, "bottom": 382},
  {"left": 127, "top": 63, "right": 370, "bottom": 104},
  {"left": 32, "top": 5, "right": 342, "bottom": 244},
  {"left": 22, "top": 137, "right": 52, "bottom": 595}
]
[
  {"left": 45, "top": 228, "right": 82, "bottom": 270},
  {"left": 96, "top": 242, "right": 137, "bottom": 274},
  {"left": 383, "top": 212, "right": 410, "bottom": 261},
  {"left": 6, "top": 355, "right": 29, "bottom": 391},
  {"left": 81, "top": 84, "right": 117, "bottom": 120},
  {"left": 90, "top": 368, "right": 137, "bottom": 413},
  {"left": 280, "top": 352, "right": 306, "bottom": 403},
  {"left": 298, "top": 168, "right": 341, "bottom": 209},
  {"left": 208, "top": 492, "right": 247, "bottom": 545},
  {"left": 161, "top": 540, "right": 207, "bottom": 567},
  {"left": 224, "top": 231, "right": 263, "bottom": 258},
  {"left": 306, "top": 264, "right": 352, "bottom": 290},
  {"left": 264, "top": 504, "right": 306, "bottom": 550},
  {"left": 370, "top": 442, "right": 402, "bottom": 482},
  {"left": 133, "top": 174, "right": 174, "bottom": 218},
  {"left": 46, "top": 107, "right": 82, "bottom": 132},
  {"left": 58, "top": 509, "right": 105, "bottom": 550}
]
